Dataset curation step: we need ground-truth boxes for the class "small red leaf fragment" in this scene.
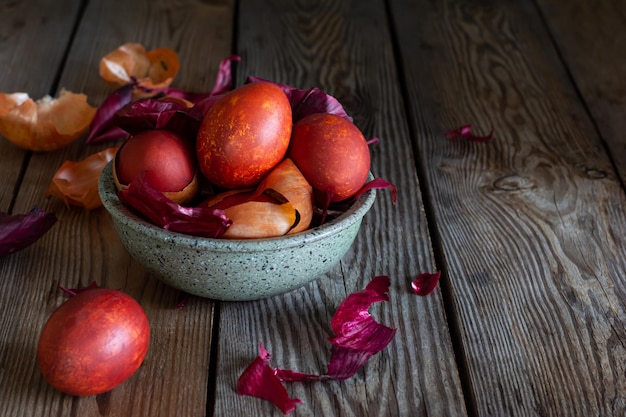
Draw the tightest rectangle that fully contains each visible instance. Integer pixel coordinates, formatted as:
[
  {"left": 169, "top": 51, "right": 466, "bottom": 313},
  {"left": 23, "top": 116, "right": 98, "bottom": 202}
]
[
  {"left": 58, "top": 281, "right": 100, "bottom": 297},
  {"left": 412, "top": 271, "right": 441, "bottom": 296},
  {"left": 366, "top": 137, "right": 380, "bottom": 146},
  {"left": 0, "top": 207, "right": 57, "bottom": 256},
  {"left": 353, "top": 178, "right": 397, "bottom": 204},
  {"left": 237, "top": 343, "right": 303, "bottom": 415},
  {"left": 445, "top": 124, "right": 493, "bottom": 142}
]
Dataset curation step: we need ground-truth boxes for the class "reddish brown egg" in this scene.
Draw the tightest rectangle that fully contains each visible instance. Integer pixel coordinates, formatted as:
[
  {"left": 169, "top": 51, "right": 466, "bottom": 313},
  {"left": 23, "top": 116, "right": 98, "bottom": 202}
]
[
  {"left": 288, "top": 113, "right": 370, "bottom": 202},
  {"left": 113, "top": 129, "right": 198, "bottom": 204},
  {"left": 37, "top": 288, "right": 150, "bottom": 396},
  {"left": 196, "top": 82, "right": 292, "bottom": 188}
]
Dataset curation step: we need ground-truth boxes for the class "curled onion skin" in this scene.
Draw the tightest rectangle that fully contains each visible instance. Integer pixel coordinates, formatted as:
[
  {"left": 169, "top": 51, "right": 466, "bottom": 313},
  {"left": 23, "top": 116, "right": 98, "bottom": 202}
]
[{"left": 0, "top": 89, "right": 96, "bottom": 151}]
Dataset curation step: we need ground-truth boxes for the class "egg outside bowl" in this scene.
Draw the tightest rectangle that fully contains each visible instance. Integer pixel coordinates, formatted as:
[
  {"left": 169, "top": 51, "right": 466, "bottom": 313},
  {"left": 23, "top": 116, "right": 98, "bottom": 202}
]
[{"left": 98, "top": 162, "right": 376, "bottom": 301}]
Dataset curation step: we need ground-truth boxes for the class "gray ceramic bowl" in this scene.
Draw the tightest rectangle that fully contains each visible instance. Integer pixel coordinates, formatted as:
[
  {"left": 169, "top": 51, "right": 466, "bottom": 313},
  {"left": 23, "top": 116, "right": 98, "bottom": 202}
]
[{"left": 98, "top": 162, "right": 376, "bottom": 301}]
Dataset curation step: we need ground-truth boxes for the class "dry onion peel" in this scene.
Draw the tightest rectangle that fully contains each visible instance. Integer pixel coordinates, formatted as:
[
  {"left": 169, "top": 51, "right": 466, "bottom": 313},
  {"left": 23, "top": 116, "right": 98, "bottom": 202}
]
[
  {"left": 99, "top": 42, "right": 179, "bottom": 90},
  {"left": 45, "top": 147, "right": 118, "bottom": 210},
  {"left": 411, "top": 271, "right": 441, "bottom": 296},
  {"left": 119, "top": 173, "right": 232, "bottom": 238},
  {"left": 217, "top": 199, "right": 298, "bottom": 239},
  {"left": 237, "top": 343, "right": 303, "bottom": 415},
  {"left": 247, "top": 75, "right": 352, "bottom": 122},
  {"left": 203, "top": 158, "right": 312, "bottom": 239},
  {"left": 445, "top": 124, "right": 494, "bottom": 142},
  {"left": 237, "top": 276, "right": 396, "bottom": 413},
  {"left": 0, "top": 89, "right": 96, "bottom": 151},
  {"left": 254, "top": 158, "right": 313, "bottom": 234},
  {"left": 87, "top": 55, "right": 239, "bottom": 144},
  {"left": 0, "top": 207, "right": 57, "bottom": 256}
]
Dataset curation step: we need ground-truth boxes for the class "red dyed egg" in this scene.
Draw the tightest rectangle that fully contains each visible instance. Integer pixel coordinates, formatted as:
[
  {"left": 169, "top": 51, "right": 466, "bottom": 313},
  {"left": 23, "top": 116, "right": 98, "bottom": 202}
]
[
  {"left": 288, "top": 113, "right": 370, "bottom": 202},
  {"left": 37, "top": 288, "right": 150, "bottom": 396},
  {"left": 113, "top": 129, "right": 198, "bottom": 204},
  {"left": 196, "top": 82, "right": 292, "bottom": 188}
]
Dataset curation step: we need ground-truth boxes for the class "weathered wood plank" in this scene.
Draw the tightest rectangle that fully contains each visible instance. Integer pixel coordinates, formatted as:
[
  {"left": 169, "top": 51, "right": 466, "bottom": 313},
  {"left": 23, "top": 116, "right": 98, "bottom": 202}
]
[
  {"left": 390, "top": 0, "right": 626, "bottom": 415},
  {"left": 535, "top": 0, "right": 626, "bottom": 185},
  {"left": 0, "top": 0, "right": 82, "bottom": 210},
  {"left": 0, "top": 1, "right": 234, "bottom": 416},
  {"left": 212, "top": 0, "right": 466, "bottom": 416}
]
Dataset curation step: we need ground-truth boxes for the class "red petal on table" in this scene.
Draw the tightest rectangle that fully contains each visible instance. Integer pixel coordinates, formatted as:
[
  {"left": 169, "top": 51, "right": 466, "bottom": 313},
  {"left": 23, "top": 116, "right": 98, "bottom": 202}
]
[
  {"left": 411, "top": 271, "right": 441, "bottom": 296},
  {"left": 237, "top": 343, "right": 303, "bottom": 415},
  {"left": 118, "top": 173, "right": 232, "bottom": 238},
  {"left": 445, "top": 124, "right": 494, "bottom": 142},
  {"left": 45, "top": 147, "right": 118, "bottom": 210},
  {"left": 0, "top": 207, "right": 57, "bottom": 256},
  {"left": 246, "top": 76, "right": 352, "bottom": 122}
]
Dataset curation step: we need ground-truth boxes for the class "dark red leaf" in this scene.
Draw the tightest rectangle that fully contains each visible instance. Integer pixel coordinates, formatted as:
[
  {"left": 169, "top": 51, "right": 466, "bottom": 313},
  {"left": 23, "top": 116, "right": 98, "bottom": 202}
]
[
  {"left": 118, "top": 173, "right": 232, "bottom": 238},
  {"left": 328, "top": 275, "right": 396, "bottom": 353},
  {"left": 411, "top": 271, "right": 441, "bottom": 296},
  {"left": 0, "top": 207, "right": 57, "bottom": 256},
  {"left": 113, "top": 98, "right": 203, "bottom": 138},
  {"left": 246, "top": 76, "right": 352, "bottom": 122},
  {"left": 210, "top": 55, "right": 242, "bottom": 95},
  {"left": 86, "top": 82, "right": 135, "bottom": 144},
  {"left": 237, "top": 343, "right": 303, "bottom": 415},
  {"left": 445, "top": 124, "right": 493, "bottom": 142}
]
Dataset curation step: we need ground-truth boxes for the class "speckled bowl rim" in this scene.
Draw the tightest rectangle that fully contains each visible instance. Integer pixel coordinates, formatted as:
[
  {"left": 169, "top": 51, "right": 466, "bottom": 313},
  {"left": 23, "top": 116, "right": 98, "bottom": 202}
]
[{"left": 98, "top": 162, "right": 376, "bottom": 253}]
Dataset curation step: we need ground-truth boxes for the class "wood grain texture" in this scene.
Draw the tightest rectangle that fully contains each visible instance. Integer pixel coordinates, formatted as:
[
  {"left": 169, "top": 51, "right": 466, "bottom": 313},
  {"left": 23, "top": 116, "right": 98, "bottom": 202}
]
[
  {"left": 0, "top": 0, "right": 83, "bottom": 210},
  {"left": 0, "top": 0, "right": 234, "bottom": 416},
  {"left": 535, "top": 0, "right": 626, "bottom": 185},
  {"left": 212, "top": 0, "right": 466, "bottom": 416},
  {"left": 390, "top": 0, "right": 626, "bottom": 415}
]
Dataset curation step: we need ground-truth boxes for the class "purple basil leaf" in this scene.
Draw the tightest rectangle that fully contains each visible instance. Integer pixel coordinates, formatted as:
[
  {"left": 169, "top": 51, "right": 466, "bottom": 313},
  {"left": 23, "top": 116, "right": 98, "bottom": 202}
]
[{"left": 0, "top": 207, "right": 57, "bottom": 256}]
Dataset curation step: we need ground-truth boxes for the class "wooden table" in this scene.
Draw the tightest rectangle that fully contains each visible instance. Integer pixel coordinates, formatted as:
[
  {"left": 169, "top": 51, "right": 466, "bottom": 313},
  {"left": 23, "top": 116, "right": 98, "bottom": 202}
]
[{"left": 1, "top": 0, "right": 625, "bottom": 415}]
